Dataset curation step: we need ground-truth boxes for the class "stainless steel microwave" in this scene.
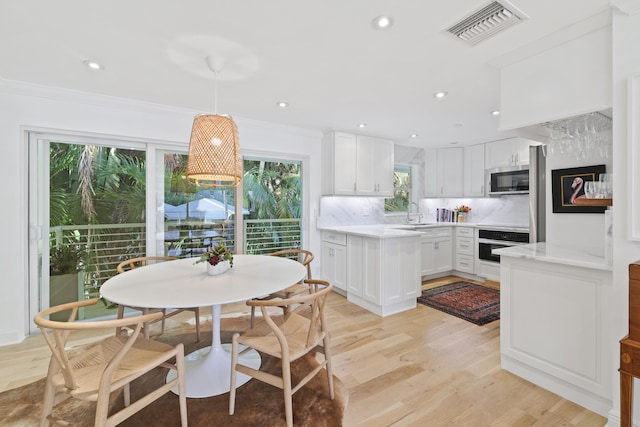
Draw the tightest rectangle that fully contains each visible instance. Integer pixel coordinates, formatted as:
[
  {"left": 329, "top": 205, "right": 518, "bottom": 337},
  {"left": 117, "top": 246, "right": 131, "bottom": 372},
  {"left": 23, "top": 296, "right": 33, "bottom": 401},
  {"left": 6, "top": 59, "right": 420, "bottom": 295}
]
[{"left": 487, "top": 167, "right": 529, "bottom": 195}]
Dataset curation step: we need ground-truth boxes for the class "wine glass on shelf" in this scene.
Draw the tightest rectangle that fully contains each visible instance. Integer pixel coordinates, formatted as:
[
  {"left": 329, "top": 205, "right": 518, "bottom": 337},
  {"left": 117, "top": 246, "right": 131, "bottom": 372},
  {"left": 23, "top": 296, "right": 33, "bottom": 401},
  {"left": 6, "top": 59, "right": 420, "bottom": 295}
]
[{"left": 584, "top": 181, "right": 598, "bottom": 199}]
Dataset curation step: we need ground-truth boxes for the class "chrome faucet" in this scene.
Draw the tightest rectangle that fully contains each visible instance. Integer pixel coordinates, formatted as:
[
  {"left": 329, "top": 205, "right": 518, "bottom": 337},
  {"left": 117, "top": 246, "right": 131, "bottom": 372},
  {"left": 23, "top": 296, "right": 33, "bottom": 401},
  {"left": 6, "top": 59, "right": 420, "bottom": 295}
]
[{"left": 407, "top": 202, "right": 422, "bottom": 223}]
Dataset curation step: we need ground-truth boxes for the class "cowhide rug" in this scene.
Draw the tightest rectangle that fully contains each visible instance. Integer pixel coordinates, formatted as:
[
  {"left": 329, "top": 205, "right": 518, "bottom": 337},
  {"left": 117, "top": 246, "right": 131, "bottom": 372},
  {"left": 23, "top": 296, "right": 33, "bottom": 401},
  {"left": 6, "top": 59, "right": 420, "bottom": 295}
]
[{"left": 0, "top": 316, "right": 347, "bottom": 426}]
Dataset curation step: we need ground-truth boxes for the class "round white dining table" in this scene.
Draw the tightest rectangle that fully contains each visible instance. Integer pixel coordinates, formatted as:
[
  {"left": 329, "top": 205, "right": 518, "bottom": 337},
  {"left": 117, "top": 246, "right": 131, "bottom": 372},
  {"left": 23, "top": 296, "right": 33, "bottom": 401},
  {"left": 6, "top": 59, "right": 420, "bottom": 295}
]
[{"left": 100, "top": 254, "right": 306, "bottom": 398}]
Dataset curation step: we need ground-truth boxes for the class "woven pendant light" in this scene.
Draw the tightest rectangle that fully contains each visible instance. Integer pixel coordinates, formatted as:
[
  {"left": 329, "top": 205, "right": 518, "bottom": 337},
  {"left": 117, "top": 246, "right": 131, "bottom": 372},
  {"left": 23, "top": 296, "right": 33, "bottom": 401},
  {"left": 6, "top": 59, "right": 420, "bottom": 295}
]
[{"left": 186, "top": 56, "right": 242, "bottom": 187}]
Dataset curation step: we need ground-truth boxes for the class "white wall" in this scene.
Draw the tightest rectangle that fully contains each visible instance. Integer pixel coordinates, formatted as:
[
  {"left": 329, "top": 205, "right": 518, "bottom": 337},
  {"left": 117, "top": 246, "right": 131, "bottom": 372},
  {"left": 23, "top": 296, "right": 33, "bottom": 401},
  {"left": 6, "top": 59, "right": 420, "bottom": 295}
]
[
  {"left": 499, "top": 24, "right": 612, "bottom": 129},
  {"left": 0, "top": 79, "right": 322, "bottom": 345},
  {"left": 544, "top": 151, "right": 612, "bottom": 256},
  {"left": 610, "top": 5, "right": 640, "bottom": 425}
]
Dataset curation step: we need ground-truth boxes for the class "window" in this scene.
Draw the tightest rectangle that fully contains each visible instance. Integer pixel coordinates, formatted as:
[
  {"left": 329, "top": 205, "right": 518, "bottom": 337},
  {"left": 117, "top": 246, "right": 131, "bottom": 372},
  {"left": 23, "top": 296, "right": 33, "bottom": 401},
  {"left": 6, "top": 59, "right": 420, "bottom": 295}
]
[{"left": 385, "top": 165, "right": 412, "bottom": 212}]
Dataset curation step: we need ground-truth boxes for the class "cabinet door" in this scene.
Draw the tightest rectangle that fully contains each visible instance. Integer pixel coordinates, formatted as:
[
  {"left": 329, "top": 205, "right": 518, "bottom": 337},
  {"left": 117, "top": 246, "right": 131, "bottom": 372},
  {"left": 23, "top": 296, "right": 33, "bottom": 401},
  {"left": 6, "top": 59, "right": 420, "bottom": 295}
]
[
  {"left": 321, "top": 242, "right": 347, "bottom": 292},
  {"left": 463, "top": 144, "right": 485, "bottom": 197},
  {"left": 424, "top": 148, "right": 438, "bottom": 198},
  {"left": 436, "top": 148, "right": 463, "bottom": 197},
  {"left": 514, "top": 138, "right": 532, "bottom": 166},
  {"left": 374, "top": 139, "right": 394, "bottom": 196},
  {"left": 421, "top": 237, "right": 435, "bottom": 276},
  {"left": 355, "top": 135, "right": 376, "bottom": 195},
  {"left": 322, "top": 131, "right": 357, "bottom": 195},
  {"left": 433, "top": 237, "right": 453, "bottom": 273},
  {"left": 356, "top": 135, "right": 394, "bottom": 196},
  {"left": 332, "top": 243, "right": 347, "bottom": 291},
  {"left": 485, "top": 139, "right": 514, "bottom": 170},
  {"left": 321, "top": 243, "right": 334, "bottom": 282}
]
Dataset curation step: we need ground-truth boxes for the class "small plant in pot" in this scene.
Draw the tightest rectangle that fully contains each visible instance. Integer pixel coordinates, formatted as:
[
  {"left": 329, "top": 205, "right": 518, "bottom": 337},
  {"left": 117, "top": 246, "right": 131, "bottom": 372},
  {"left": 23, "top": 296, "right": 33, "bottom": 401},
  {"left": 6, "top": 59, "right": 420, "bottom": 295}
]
[{"left": 196, "top": 243, "right": 234, "bottom": 269}]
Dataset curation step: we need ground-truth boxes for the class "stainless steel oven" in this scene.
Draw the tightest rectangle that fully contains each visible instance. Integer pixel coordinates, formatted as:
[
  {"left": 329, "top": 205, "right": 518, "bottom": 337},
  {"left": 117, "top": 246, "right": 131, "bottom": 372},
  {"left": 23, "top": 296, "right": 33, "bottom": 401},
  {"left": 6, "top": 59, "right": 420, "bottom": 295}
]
[{"left": 477, "top": 228, "right": 529, "bottom": 264}]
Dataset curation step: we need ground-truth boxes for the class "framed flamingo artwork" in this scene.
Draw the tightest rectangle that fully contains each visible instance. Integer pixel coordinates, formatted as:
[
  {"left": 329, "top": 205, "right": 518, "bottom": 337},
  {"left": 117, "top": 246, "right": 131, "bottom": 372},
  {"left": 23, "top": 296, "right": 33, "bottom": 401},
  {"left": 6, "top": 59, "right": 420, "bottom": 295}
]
[{"left": 551, "top": 164, "right": 607, "bottom": 213}]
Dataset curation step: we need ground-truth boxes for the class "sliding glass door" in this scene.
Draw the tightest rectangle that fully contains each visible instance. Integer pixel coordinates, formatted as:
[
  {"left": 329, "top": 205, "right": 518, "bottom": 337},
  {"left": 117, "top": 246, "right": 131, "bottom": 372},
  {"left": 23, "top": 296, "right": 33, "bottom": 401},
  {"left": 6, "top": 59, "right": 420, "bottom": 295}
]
[{"left": 28, "top": 132, "right": 306, "bottom": 330}]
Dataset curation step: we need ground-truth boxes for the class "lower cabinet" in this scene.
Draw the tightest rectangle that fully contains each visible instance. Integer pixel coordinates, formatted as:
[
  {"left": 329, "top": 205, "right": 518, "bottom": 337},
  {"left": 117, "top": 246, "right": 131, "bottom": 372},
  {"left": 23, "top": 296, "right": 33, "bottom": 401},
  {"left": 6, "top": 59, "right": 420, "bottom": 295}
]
[
  {"left": 346, "top": 234, "right": 421, "bottom": 317},
  {"left": 454, "top": 227, "right": 474, "bottom": 274},
  {"left": 320, "top": 231, "right": 347, "bottom": 294},
  {"left": 499, "top": 253, "right": 612, "bottom": 417},
  {"left": 420, "top": 227, "right": 453, "bottom": 276}
]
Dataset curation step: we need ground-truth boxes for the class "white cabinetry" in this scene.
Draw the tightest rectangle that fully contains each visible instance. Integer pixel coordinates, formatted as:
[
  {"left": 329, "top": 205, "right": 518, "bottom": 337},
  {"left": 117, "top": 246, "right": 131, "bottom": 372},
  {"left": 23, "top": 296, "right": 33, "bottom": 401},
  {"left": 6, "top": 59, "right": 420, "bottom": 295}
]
[
  {"left": 463, "top": 144, "right": 485, "bottom": 197},
  {"left": 322, "top": 131, "right": 394, "bottom": 196},
  {"left": 454, "top": 227, "right": 474, "bottom": 274},
  {"left": 425, "top": 148, "right": 463, "bottom": 198},
  {"left": 436, "top": 148, "right": 463, "bottom": 197},
  {"left": 420, "top": 227, "right": 453, "bottom": 277},
  {"left": 347, "top": 234, "right": 421, "bottom": 317},
  {"left": 424, "top": 148, "right": 438, "bottom": 197},
  {"left": 485, "top": 137, "right": 532, "bottom": 170},
  {"left": 499, "top": 252, "right": 612, "bottom": 416},
  {"left": 321, "top": 231, "right": 347, "bottom": 294}
]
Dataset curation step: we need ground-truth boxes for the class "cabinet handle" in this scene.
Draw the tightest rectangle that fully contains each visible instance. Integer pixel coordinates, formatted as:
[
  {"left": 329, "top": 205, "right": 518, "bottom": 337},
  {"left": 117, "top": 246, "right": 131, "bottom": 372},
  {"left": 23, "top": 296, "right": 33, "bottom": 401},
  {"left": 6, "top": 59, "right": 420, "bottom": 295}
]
[
  {"left": 481, "top": 185, "right": 484, "bottom": 194},
  {"left": 354, "top": 182, "right": 357, "bottom": 191},
  {"left": 440, "top": 187, "right": 443, "bottom": 195}
]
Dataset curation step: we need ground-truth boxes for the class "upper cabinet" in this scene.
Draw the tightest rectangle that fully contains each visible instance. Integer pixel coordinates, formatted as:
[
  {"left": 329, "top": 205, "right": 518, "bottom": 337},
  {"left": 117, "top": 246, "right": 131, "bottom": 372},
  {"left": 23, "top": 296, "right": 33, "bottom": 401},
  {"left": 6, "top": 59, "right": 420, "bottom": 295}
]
[
  {"left": 485, "top": 137, "right": 532, "bottom": 170},
  {"left": 424, "top": 147, "right": 463, "bottom": 198},
  {"left": 463, "top": 143, "right": 485, "bottom": 197},
  {"left": 322, "top": 131, "right": 394, "bottom": 196}
]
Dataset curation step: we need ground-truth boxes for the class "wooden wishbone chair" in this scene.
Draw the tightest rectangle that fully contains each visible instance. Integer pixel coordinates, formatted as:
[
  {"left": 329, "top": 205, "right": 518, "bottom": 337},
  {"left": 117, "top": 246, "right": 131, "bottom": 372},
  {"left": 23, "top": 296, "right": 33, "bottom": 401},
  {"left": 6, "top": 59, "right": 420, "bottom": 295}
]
[
  {"left": 34, "top": 298, "right": 187, "bottom": 427},
  {"left": 230, "top": 280, "right": 334, "bottom": 427},
  {"left": 250, "top": 249, "right": 314, "bottom": 328},
  {"left": 116, "top": 256, "right": 201, "bottom": 341}
]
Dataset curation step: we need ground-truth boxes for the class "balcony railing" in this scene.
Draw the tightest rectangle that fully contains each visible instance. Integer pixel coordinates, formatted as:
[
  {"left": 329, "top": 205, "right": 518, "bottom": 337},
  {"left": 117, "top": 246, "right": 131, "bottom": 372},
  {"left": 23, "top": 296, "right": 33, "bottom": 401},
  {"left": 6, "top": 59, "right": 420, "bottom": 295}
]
[{"left": 50, "top": 218, "right": 302, "bottom": 301}]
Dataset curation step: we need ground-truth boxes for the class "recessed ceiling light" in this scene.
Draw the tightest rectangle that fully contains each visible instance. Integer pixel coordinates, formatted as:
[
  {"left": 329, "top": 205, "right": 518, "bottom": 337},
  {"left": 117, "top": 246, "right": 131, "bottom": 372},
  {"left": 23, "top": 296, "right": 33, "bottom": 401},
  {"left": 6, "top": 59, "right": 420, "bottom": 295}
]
[
  {"left": 434, "top": 91, "right": 448, "bottom": 99},
  {"left": 491, "top": 110, "right": 500, "bottom": 116},
  {"left": 358, "top": 123, "right": 367, "bottom": 128},
  {"left": 410, "top": 134, "right": 419, "bottom": 138},
  {"left": 372, "top": 15, "right": 394, "bottom": 29},
  {"left": 276, "top": 101, "right": 289, "bottom": 108},
  {"left": 82, "top": 60, "right": 103, "bottom": 70}
]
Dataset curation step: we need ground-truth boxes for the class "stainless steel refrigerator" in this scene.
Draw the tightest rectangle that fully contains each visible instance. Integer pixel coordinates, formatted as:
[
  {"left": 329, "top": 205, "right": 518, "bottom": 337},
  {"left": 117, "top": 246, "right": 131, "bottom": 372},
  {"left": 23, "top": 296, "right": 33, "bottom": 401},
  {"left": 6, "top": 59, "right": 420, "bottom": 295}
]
[{"left": 529, "top": 145, "right": 546, "bottom": 243}]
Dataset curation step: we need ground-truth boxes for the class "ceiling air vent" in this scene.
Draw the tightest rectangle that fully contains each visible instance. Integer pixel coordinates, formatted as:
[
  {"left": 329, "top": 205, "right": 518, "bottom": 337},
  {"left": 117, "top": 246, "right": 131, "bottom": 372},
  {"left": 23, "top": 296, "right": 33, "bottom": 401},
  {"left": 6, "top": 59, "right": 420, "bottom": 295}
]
[{"left": 446, "top": 1, "right": 527, "bottom": 46}]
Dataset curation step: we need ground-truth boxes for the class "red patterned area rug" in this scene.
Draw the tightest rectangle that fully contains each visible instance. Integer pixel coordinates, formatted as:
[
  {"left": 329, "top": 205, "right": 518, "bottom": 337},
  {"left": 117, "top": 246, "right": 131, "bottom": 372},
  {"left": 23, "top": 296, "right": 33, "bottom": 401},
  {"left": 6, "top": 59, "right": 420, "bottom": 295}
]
[{"left": 417, "top": 281, "right": 500, "bottom": 326}]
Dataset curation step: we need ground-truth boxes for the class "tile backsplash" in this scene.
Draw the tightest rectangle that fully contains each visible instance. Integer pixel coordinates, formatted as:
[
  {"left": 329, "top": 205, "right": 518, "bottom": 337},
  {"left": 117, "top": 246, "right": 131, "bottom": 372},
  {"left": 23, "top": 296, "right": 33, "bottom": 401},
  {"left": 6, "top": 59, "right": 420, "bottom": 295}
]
[{"left": 317, "top": 195, "right": 530, "bottom": 228}]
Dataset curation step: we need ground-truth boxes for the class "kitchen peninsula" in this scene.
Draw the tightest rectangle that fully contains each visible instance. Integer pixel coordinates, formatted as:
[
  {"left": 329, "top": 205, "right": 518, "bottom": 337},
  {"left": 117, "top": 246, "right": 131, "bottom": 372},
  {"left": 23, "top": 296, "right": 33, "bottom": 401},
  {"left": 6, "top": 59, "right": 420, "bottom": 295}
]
[
  {"left": 320, "top": 225, "right": 421, "bottom": 317},
  {"left": 494, "top": 243, "right": 613, "bottom": 417}
]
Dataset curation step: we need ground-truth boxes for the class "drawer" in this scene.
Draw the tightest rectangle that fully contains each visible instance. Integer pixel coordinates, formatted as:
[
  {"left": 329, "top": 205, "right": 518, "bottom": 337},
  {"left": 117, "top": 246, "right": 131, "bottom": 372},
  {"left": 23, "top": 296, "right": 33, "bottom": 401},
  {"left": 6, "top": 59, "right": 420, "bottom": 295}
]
[
  {"left": 456, "top": 227, "right": 474, "bottom": 238},
  {"left": 455, "top": 254, "right": 474, "bottom": 273},
  {"left": 322, "top": 231, "right": 346, "bottom": 245},
  {"left": 456, "top": 237, "right": 474, "bottom": 255},
  {"left": 419, "top": 227, "right": 451, "bottom": 238}
]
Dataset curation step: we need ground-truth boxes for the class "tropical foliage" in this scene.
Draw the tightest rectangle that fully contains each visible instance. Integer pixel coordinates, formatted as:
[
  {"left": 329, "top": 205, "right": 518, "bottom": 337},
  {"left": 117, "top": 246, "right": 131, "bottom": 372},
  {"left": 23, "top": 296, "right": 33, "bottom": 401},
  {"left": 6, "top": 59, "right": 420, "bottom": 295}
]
[{"left": 385, "top": 165, "right": 411, "bottom": 212}]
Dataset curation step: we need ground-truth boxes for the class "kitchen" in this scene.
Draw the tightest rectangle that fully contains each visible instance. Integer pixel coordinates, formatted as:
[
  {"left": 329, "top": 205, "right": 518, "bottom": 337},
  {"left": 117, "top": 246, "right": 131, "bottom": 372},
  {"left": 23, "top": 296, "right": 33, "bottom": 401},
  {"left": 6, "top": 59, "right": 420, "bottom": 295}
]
[{"left": 1, "top": 1, "right": 640, "bottom": 426}]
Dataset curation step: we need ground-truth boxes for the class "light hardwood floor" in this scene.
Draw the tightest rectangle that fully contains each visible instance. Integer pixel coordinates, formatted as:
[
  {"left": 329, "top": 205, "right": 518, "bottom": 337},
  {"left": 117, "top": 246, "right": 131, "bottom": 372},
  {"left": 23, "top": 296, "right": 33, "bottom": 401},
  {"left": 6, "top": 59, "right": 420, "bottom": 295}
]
[{"left": 0, "top": 277, "right": 606, "bottom": 426}]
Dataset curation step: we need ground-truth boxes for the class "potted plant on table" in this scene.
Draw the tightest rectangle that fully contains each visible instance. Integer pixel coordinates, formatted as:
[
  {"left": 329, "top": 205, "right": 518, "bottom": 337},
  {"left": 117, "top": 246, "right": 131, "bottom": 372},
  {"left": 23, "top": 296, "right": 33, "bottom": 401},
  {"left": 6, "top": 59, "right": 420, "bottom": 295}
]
[{"left": 196, "top": 243, "right": 234, "bottom": 275}]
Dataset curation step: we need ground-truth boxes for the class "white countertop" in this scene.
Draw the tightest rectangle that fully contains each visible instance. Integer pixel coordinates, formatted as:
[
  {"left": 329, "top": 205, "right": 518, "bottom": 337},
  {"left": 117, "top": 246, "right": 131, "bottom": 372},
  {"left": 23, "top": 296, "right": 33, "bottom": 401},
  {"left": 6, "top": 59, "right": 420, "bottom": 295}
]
[
  {"left": 319, "top": 222, "right": 528, "bottom": 238},
  {"left": 319, "top": 224, "right": 423, "bottom": 238},
  {"left": 493, "top": 242, "right": 612, "bottom": 271}
]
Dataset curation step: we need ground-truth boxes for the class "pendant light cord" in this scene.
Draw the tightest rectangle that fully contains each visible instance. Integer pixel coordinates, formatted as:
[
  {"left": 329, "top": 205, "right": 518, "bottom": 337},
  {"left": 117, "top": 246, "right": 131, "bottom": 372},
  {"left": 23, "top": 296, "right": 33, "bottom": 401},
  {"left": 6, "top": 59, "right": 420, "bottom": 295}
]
[{"left": 213, "top": 70, "right": 218, "bottom": 115}]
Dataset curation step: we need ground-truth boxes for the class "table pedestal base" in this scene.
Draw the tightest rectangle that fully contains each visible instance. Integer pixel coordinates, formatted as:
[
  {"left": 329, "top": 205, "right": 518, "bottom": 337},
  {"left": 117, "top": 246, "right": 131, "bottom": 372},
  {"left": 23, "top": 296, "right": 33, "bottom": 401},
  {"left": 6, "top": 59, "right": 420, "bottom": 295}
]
[{"left": 167, "top": 304, "right": 261, "bottom": 398}]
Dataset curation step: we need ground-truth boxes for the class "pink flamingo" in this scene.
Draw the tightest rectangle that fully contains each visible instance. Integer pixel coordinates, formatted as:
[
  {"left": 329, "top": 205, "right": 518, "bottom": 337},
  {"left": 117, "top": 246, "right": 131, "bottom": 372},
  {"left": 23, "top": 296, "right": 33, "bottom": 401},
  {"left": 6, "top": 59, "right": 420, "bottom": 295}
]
[{"left": 570, "top": 177, "right": 586, "bottom": 204}]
